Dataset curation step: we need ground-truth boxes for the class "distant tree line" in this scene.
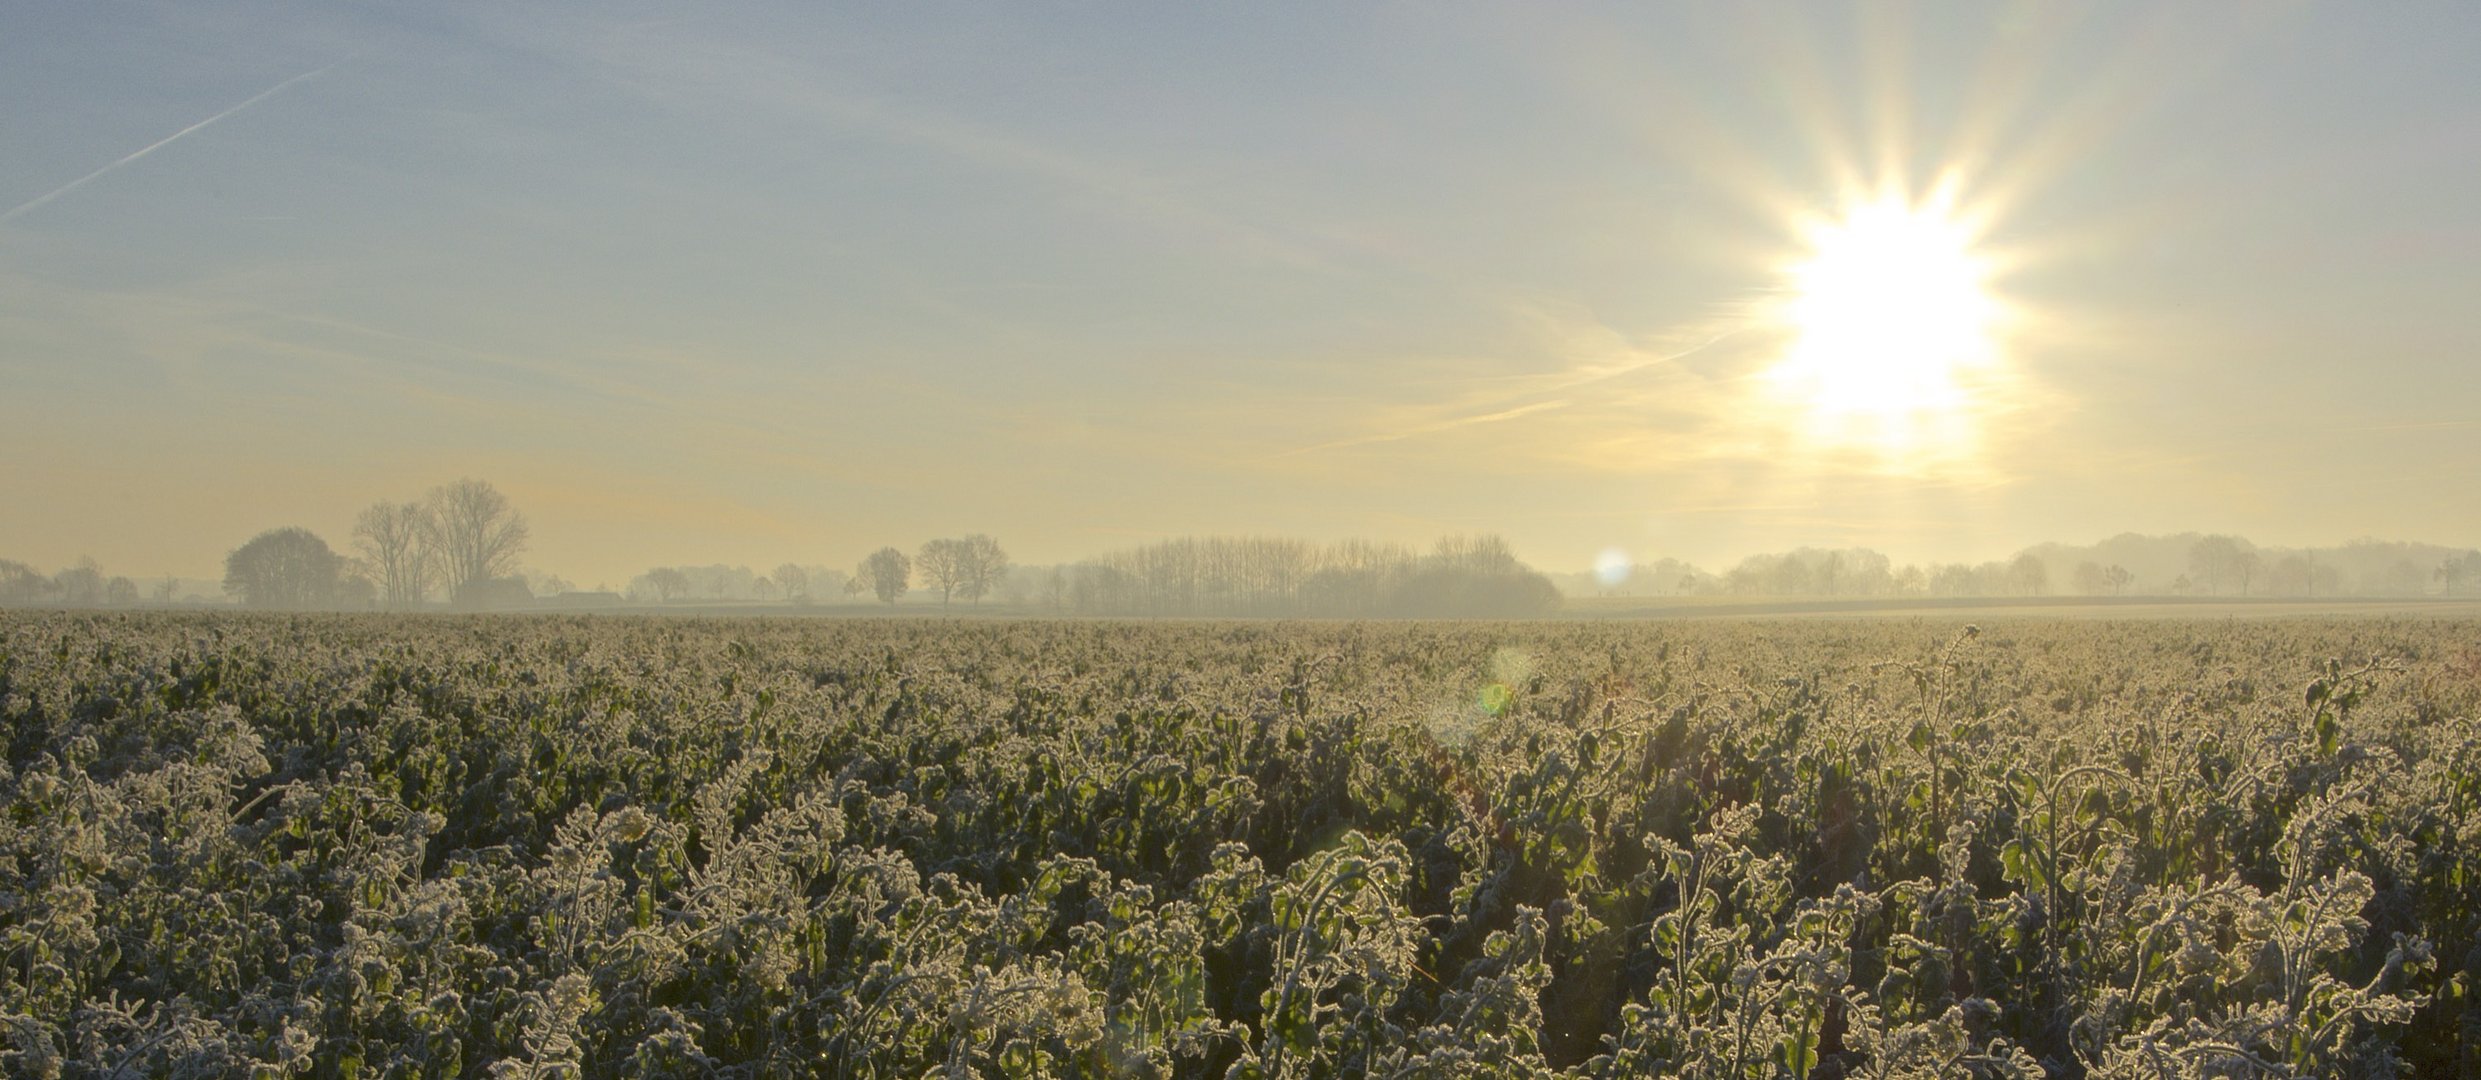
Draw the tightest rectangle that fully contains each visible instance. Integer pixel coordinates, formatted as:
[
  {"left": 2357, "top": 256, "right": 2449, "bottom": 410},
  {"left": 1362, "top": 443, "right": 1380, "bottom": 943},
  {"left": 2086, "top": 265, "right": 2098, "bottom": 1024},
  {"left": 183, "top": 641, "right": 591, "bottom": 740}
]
[
  {"left": 1564, "top": 536, "right": 2481, "bottom": 600},
  {"left": 1048, "top": 533, "right": 1561, "bottom": 617},
  {"left": 14, "top": 518, "right": 2481, "bottom": 615},
  {"left": 0, "top": 556, "right": 149, "bottom": 608},
  {"left": 626, "top": 563, "right": 851, "bottom": 605}
]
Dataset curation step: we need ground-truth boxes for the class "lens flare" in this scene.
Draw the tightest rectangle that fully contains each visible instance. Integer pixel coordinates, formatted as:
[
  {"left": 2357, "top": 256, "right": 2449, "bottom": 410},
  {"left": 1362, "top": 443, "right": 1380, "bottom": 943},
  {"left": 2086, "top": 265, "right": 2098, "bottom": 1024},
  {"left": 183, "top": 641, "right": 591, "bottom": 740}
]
[{"left": 1594, "top": 547, "right": 1633, "bottom": 588}]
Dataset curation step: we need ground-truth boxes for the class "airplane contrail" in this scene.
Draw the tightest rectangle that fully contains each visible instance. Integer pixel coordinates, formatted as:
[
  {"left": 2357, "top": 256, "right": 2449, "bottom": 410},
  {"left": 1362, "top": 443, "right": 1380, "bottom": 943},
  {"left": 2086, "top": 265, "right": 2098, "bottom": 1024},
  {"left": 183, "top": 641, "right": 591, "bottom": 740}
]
[
  {"left": 1, "top": 55, "right": 351, "bottom": 225},
  {"left": 1279, "top": 399, "right": 1573, "bottom": 457}
]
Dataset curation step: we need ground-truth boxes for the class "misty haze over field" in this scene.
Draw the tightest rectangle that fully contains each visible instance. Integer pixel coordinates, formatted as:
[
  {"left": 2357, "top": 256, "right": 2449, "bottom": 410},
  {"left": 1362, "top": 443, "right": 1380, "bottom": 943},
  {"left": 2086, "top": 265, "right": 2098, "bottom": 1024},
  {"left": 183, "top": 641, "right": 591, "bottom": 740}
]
[{"left": 5, "top": 4, "right": 2479, "bottom": 604}]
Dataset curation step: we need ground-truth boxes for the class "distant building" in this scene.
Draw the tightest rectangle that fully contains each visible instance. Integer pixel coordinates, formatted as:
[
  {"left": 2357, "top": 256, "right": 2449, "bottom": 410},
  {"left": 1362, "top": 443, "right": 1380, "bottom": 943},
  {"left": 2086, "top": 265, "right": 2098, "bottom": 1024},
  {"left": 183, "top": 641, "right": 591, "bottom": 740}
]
[{"left": 454, "top": 577, "right": 537, "bottom": 611}]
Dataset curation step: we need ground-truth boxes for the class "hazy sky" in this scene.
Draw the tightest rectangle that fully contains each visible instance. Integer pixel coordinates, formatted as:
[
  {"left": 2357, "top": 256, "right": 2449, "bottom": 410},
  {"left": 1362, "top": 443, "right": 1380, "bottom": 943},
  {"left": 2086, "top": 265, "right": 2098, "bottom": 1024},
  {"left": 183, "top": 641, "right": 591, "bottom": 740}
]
[{"left": 6, "top": 2, "right": 2477, "bottom": 587}]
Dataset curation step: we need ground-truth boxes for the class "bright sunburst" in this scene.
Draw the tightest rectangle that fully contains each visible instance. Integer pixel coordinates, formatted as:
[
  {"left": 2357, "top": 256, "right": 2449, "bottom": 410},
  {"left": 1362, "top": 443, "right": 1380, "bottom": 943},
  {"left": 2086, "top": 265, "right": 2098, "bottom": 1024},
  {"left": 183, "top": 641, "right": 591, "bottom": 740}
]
[{"left": 1766, "top": 188, "right": 2003, "bottom": 462}]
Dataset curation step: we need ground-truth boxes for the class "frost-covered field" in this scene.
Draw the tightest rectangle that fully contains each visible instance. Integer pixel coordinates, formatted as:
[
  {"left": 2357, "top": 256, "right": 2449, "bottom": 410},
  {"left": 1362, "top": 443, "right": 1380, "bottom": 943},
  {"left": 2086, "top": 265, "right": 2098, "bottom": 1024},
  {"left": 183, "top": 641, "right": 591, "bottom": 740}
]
[{"left": 4, "top": 612, "right": 2478, "bottom": 1077}]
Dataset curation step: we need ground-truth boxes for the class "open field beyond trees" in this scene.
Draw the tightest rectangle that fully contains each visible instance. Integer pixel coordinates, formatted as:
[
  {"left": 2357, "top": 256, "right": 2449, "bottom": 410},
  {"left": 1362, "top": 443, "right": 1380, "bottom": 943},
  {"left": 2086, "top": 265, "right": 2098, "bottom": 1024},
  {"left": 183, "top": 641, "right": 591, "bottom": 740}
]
[{"left": 5, "top": 612, "right": 2481, "bottom": 1077}]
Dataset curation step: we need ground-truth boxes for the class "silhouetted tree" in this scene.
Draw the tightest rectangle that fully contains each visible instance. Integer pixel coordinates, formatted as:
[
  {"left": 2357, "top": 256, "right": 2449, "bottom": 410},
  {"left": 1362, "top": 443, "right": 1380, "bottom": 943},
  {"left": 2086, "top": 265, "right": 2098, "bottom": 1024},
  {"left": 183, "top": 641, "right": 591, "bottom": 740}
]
[
  {"left": 1929, "top": 563, "right": 1980, "bottom": 596},
  {"left": 859, "top": 547, "right": 910, "bottom": 605},
  {"left": 2009, "top": 552, "right": 2048, "bottom": 596},
  {"left": 425, "top": 479, "right": 528, "bottom": 608},
  {"left": 53, "top": 557, "right": 104, "bottom": 605},
  {"left": 1434, "top": 534, "right": 1521, "bottom": 575},
  {"left": 2441, "top": 553, "right": 2480, "bottom": 597},
  {"left": 2189, "top": 535, "right": 2249, "bottom": 596},
  {"left": 636, "top": 567, "right": 690, "bottom": 603},
  {"left": 773, "top": 563, "right": 809, "bottom": 603},
  {"left": 0, "top": 560, "right": 52, "bottom": 605},
  {"left": 957, "top": 534, "right": 1009, "bottom": 604},
  {"left": 105, "top": 576, "right": 139, "bottom": 606},
  {"left": 916, "top": 539, "right": 964, "bottom": 604},
  {"left": 355, "top": 500, "right": 437, "bottom": 608},
  {"left": 224, "top": 527, "right": 343, "bottom": 609}
]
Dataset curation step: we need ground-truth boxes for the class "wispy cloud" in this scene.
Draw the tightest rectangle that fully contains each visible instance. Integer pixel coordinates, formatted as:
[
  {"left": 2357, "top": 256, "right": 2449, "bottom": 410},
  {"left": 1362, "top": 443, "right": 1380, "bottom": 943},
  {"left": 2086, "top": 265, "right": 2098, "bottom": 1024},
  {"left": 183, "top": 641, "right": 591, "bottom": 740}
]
[
  {"left": 1278, "top": 400, "right": 1573, "bottom": 457},
  {"left": 1, "top": 55, "right": 354, "bottom": 225},
  {"left": 1269, "top": 304, "right": 1763, "bottom": 466}
]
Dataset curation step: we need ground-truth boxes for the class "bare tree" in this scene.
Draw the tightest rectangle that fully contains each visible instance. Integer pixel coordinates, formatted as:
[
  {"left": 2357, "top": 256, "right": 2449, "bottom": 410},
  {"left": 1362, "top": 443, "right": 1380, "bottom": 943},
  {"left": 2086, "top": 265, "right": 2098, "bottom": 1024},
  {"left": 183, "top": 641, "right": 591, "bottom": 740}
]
[
  {"left": 425, "top": 479, "right": 528, "bottom": 607},
  {"left": 859, "top": 547, "right": 910, "bottom": 605},
  {"left": 355, "top": 500, "right": 437, "bottom": 608},
  {"left": 2233, "top": 550, "right": 2262, "bottom": 596},
  {"left": 917, "top": 538, "right": 965, "bottom": 604},
  {"left": 224, "top": 527, "right": 343, "bottom": 609},
  {"left": 2441, "top": 553, "right": 2480, "bottom": 597},
  {"left": 1434, "top": 534, "right": 1520, "bottom": 575},
  {"left": 635, "top": 567, "right": 690, "bottom": 603},
  {"left": 773, "top": 563, "right": 809, "bottom": 603},
  {"left": 53, "top": 557, "right": 105, "bottom": 605},
  {"left": 2188, "top": 535, "right": 2251, "bottom": 596},
  {"left": 956, "top": 534, "right": 1009, "bottom": 605},
  {"left": 2008, "top": 552, "right": 2048, "bottom": 596}
]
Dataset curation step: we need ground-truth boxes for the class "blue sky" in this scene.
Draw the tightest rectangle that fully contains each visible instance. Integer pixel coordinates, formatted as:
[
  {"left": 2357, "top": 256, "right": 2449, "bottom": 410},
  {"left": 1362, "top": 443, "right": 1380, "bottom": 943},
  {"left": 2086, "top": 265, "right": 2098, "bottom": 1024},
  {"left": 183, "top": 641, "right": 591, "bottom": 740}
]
[{"left": 5, "top": 2, "right": 2477, "bottom": 585}]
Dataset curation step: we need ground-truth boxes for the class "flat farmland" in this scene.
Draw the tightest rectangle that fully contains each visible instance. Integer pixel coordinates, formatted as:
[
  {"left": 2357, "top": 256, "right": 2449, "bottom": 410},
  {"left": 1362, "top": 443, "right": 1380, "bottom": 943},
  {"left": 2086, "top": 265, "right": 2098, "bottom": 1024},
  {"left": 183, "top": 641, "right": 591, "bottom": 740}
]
[{"left": 4, "top": 612, "right": 2479, "bottom": 1077}]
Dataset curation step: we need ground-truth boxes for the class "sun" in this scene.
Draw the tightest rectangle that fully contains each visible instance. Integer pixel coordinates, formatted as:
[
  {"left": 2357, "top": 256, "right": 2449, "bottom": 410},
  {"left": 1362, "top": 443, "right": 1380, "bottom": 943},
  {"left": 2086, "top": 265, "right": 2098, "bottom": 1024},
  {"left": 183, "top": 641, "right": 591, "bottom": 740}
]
[{"left": 1766, "top": 190, "right": 2002, "bottom": 457}]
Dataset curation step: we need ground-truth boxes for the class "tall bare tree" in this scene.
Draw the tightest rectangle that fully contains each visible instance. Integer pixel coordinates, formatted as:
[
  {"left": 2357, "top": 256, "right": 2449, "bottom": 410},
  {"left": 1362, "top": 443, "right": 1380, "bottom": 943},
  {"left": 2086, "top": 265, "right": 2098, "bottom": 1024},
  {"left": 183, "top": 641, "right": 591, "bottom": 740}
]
[
  {"left": 2188, "top": 535, "right": 2248, "bottom": 596},
  {"left": 355, "top": 500, "right": 437, "bottom": 608},
  {"left": 2008, "top": 552, "right": 2049, "bottom": 596},
  {"left": 773, "top": 563, "right": 809, "bottom": 603},
  {"left": 956, "top": 534, "right": 1009, "bottom": 605},
  {"left": 425, "top": 479, "right": 528, "bottom": 606},
  {"left": 917, "top": 539, "right": 965, "bottom": 604}
]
